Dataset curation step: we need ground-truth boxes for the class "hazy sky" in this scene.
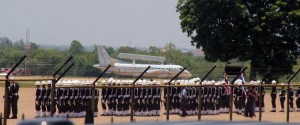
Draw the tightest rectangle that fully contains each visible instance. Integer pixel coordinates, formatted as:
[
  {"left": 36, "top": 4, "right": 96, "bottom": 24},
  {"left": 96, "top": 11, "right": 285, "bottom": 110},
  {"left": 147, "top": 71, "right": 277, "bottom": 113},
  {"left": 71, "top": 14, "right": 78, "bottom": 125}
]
[{"left": 0, "top": 0, "right": 194, "bottom": 48}]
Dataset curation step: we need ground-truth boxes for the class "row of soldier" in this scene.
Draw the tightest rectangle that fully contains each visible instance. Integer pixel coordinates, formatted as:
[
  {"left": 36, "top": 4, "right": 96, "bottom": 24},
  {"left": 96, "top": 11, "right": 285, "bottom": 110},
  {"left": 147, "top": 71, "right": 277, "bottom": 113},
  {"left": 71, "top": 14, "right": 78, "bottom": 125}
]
[
  {"left": 34, "top": 78, "right": 300, "bottom": 118},
  {"left": 35, "top": 80, "right": 100, "bottom": 118}
]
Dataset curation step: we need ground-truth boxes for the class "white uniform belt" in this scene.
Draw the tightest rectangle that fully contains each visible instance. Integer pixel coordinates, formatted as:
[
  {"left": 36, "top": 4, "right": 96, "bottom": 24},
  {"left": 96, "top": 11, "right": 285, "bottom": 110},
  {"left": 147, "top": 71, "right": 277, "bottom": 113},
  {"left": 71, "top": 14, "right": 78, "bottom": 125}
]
[{"left": 13, "top": 93, "right": 18, "bottom": 96}]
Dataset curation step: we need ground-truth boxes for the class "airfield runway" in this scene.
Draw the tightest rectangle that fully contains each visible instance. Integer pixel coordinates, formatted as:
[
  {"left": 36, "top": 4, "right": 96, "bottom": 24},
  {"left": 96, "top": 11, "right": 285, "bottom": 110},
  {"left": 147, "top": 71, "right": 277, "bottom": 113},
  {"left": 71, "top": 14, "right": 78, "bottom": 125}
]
[{"left": 0, "top": 77, "right": 299, "bottom": 125}]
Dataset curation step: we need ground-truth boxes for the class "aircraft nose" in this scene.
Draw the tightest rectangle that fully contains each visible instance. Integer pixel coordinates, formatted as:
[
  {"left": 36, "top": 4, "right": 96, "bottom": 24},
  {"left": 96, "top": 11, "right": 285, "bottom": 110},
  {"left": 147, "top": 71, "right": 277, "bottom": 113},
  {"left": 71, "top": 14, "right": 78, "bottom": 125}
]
[{"left": 182, "top": 70, "right": 192, "bottom": 78}]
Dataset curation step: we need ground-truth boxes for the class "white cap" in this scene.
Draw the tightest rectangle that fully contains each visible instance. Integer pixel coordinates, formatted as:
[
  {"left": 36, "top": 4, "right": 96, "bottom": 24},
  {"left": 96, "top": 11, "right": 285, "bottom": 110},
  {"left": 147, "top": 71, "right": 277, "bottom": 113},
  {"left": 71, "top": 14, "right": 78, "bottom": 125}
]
[
  {"left": 41, "top": 81, "right": 47, "bottom": 85},
  {"left": 101, "top": 80, "right": 106, "bottom": 85},
  {"left": 47, "top": 80, "right": 52, "bottom": 85},
  {"left": 249, "top": 81, "right": 254, "bottom": 84},
  {"left": 116, "top": 80, "right": 121, "bottom": 85},
  {"left": 163, "top": 80, "right": 168, "bottom": 84},
  {"left": 35, "top": 81, "right": 41, "bottom": 86},
  {"left": 271, "top": 80, "right": 276, "bottom": 84},
  {"left": 156, "top": 81, "right": 161, "bottom": 85}
]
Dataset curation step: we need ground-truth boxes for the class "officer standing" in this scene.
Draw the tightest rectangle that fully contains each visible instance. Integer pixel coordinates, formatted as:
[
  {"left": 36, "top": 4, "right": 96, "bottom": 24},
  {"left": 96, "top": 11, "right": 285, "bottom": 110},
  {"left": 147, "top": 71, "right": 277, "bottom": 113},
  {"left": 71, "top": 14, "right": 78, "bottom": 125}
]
[
  {"left": 288, "top": 87, "right": 294, "bottom": 112},
  {"left": 295, "top": 86, "right": 300, "bottom": 112},
  {"left": 10, "top": 78, "right": 19, "bottom": 119},
  {"left": 279, "top": 83, "right": 286, "bottom": 112},
  {"left": 35, "top": 81, "right": 42, "bottom": 118},
  {"left": 270, "top": 80, "right": 277, "bottom": 112},
  {"left": 244, "top": 86, "right": 256, "bottom": 118},
  {"left": 179, "top": 85, "right": 187, "bottom": 117}
]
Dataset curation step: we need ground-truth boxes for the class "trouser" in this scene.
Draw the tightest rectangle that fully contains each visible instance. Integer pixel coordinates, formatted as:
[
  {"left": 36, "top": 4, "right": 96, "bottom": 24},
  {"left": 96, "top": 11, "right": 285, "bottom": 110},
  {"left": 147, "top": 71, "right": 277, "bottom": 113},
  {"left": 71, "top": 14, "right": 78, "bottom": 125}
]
[
  {"left": 148, "top": 97, "right": 153, "bottom": 111},
  {"left": 47, "top": 98, "right": 51, "bottom": 112},
  {"left": 124, "top": 98, "right": 130, "bottom": 111},
  {"left": 35, "top": 99, "right": 41, "bottom": 111},
  {"left": 223, "top": 95, "right": 230, "bottom": 108},
  {"left": 64, "top": 99, "right": 69, "bottom": 113},
  {"left": 180, "top": 99, "right": 187, "bottom": 116},
  {"left": 245, "top": 99, "right": 254, "bottom": 117},
  {"left": 69, "top": 99, "right": 74, "bottom": 113},
  {"left": 42, "top": 98, "right": 47, "bottom": 113},
  {"left": 57, "top": 99, "right": 63, "bottom": 113},
  {"left": 11, "top": 95, "right": 19, "bottom": 117},
  {"left": 101, "top": 99, "right": 107, "bottom": 110},
  {"left": 6, "top": 98, "right": 11, "bottom": 118},
  {"left": 280, "top": 97, "right": 286, "bottom": 109},
  {"left": 297, "top": 97, "right": 300, "bottom": 108},
  {"left": 234, "top": 96, "right": 238, "bottom": 110},
  {"left": 237, "top": 97, "right": 243, "bottom": 110},
  {"left": 74, "top": 98, "right": 80, "bottom": 113},
  {"left": 134, "top": 98, "right": 139, "bottom": 112},
  {"left": 108, "top": 98, "right": 115, "bottom": 111},
  {"left": 139, "top": 98, "right": 144, "bottom": 112},
  {"left": 289, "top": 97, "right": 294, "bottom": 108},
  {"left": 95, "top": 98, "right": 99, "bottom": 113},
  {"left": 163, "top": 97, "right": 167, "bottom": 110},
  {"left": 117, "top": 98, "right": 123, "bottom": 112}
]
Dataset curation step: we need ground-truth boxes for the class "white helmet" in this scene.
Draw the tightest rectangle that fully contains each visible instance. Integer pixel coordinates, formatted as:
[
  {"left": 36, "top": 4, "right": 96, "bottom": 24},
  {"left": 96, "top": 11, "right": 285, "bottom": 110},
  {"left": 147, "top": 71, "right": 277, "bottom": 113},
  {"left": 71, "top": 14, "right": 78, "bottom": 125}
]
[
  {"left": 35, "top": 81, "right": 41, "bottom": 86},
  {"left": 271, "top": 80, "right": 276, "bottom": 84}
]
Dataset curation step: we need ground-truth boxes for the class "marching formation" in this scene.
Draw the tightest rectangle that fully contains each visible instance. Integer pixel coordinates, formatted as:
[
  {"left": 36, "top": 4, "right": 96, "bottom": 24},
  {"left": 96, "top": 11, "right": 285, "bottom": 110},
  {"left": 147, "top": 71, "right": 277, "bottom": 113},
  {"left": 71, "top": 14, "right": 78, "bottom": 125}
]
[{"left": 33, "top": 78, "right": 300, "bottom": 118}]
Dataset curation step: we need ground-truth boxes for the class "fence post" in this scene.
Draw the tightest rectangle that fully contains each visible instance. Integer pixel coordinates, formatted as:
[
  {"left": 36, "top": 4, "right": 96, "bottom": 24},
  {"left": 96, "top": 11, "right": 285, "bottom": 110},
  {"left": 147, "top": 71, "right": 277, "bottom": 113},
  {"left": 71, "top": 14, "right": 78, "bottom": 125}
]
[
  {"left": 130, "top": 66, "right": 150, "bottom": 122},
  {"left": 90, "top": 65, "right": 111, "bottom": 123},
  {"left": 166, "top": 67, "right": 187, "bottom": 121},
  {"left": 50, "top": 56, "right": 73, "bottom": 116},
  {"left": 198, "top": 66, "right": 216, "bottom": 121},
  {"left": 258, "top": 82, "right": 262, "bottom": 122},
  {"left": 286, "top": 69, "right": 300, "bottom": 123},
  {"left": 3, "top": 55, "right": 26, "bottom": 125},
  {"left": 229, "top": 67, "right": 247, "bottom": 121}
]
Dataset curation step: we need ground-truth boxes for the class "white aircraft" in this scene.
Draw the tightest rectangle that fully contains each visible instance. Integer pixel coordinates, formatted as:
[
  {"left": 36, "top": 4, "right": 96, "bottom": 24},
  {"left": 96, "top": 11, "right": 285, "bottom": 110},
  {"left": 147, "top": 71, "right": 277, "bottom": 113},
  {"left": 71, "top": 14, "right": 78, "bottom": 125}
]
[{"left": 93, "top": 46, "right": 192, "bottom": 78}]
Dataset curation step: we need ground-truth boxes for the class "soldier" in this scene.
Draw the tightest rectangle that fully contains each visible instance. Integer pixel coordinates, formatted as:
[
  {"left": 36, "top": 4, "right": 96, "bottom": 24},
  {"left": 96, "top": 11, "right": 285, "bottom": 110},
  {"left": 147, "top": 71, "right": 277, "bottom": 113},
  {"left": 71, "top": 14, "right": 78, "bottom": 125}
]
[
  {"left": 141, "top": 80, "right": 148, "bottom": 116},
  {"left": 147, "top": 80, "right": 154, "bottom": 116},
  {"left": 210, "top": 80, "right": 217, "bottom": 115},
  {"left": 68, "top": 81, "right": 75, "bottom": 118},
  {"left": 154, "top": 81, "right": 161, "bottom": 116},
  {"left": 35, "top": 81, "right": 42, "bottom": 118},
  {"left": 46, "top": 81, "right": 52, "bottom": 117},
  {"left": 123, "top": 80, "right": 131, "bottom": 116},
  {"left": 56, "top": 81, "right": 64, "bottom": 118},
  {"left": 134, "top": 80, "right": 142, "bottom": 116},
  {"left": 244, "top": 86, "right": 256, "bottom": 118},
  {"left": 163, "top": 80, "right": 168, "bottom": 114},
  {"left": 101, "top": 80, "right": 108, "bottom": 116},
  {"left": 279, "top": 83, "right": 286, "bottom": 112},
  {"left": 179, "top": 82, "right": 187, "bottom": 117},
  {"left": 215, "top": 81, "right": 221, "bottom": 115},
  {"left": 288, "top": 87, "right": 294, "bottom": 112},
  {"left": 10, "top": 77, "right": 19, "bottom": 119},
  {"left": 115, "top": 80, "right": 123, "bottom": 116},
  {"left": 270, "top": 80, "right": 277, "bottom": 112},
  {"left": 107, "top": 79, "right": 116, "bottom": 116},
  {"left": 295, "top": 86, "right": 300, "bottom": 112},
  {"left": 41, "top": 81, "right": 47, "bottom": 117},
  {"left": 190, "top": 80, "right": 197, "bottom": 115},
  {"left": 233, "top": 81, "right": 239, "bottom": 113},
  {"left": 236, "top": 81, "right": 244, "bottom": 115},
  {"left": 95, "top": 82, "right": 100, "bottom": 117},
  {"left": 73, "top": 81, "right": 80, "bottom": 118},
  {"left": 170, "top": 80, "right": 179, "bottom": 114}
]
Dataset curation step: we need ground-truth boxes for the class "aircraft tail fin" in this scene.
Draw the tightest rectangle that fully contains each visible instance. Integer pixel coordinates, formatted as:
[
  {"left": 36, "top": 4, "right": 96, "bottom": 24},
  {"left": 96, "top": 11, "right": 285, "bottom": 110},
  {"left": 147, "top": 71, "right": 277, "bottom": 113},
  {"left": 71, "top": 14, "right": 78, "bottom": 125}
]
[{"left": 96, "top": 45, "right": 116, "bottom": 66}]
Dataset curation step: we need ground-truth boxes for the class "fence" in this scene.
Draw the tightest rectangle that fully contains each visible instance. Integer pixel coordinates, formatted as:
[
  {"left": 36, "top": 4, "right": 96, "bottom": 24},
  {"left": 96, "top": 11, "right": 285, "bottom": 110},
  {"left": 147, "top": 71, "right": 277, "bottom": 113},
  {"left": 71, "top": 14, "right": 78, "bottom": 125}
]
[{"left": 1, "top": 80, "right": 300, "bottom": 125}]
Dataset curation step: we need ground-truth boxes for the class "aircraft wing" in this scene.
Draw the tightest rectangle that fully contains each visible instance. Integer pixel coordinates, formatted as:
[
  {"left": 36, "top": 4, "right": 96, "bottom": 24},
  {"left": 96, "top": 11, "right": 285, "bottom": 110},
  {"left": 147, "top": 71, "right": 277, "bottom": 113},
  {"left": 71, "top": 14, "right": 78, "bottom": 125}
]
[{"left": 118, "top": 53, "right": 166, "bottom": 63}]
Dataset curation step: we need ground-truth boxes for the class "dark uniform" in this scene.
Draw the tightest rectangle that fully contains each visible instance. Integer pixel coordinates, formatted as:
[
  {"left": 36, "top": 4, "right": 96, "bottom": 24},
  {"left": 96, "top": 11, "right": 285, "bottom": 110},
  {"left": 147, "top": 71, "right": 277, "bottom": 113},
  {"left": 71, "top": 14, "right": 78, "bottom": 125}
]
[
  {"left": 244, "top": 87, "right": 256, "bottom": 117},
  {"left": 288, "top": 88, "right": 294, "bottom": 112},
  {"left": 270, "top": 86, "right": 277, "bottom": 112},
  {"left": 41, "top": 82, "right": 47, "bottom": 117},
  {"left": 10, "top": 81, "right": 19, "bottom": 119},
  {"left": 296, "top": 87, "right": 300, "bottom": 111},
  {"left": 46, "top": 82, "right": 52, "bottom": 116},
  {"left": 179, "top": 87, "right": 187, "bottom": 117},
  {"left": 279, "top": 87, "right": 286, "bottom": 112},
  {"left": 35, "top": 82, "right": 42, "bottom": 117},
  {"left": 101, "top": 81, "right": 108, "bottom": 116}
]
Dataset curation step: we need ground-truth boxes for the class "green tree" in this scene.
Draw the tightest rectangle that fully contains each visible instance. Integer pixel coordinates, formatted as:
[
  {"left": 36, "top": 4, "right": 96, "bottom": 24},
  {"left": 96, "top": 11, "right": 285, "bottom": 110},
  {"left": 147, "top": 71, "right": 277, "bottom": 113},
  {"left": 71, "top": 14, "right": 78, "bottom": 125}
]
[
  {"left": 177, "top": 0, "right": 300, "bottom": 80},
  {"left": 69, "top": 40, "right": 84, "bottom": 55}
]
